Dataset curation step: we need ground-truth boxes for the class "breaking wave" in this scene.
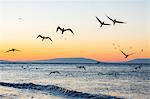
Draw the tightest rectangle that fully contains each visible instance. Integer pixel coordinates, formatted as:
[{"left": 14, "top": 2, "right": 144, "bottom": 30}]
[{"left": 0, "top": 82, "right": 124, "bottom": 99}]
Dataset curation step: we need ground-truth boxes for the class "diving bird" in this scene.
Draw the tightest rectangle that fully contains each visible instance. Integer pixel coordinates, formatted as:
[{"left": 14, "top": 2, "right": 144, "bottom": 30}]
[
  {"left": 36, "top": 35, "right": 52, "bottom": 42},
  {"left": 56, "top": 26, "right": 74, "bottom": 34},
  {"left": 96, "top": 16, "right": 110, "bottom": 27},
  {"left": 5, "top": 48, "right": 20, "bottom": 53},
  {"left": 76, "top": 66, "right": 86, "bottom": 70},
  {"left": 49, "top": 71, "right": 60, "bottom": 75},
  {"left": 106, "top": 16, "right": 126, "bottom": 25},
  {"left": 120, "top": 50, "right": 134, "bottom": 58}
]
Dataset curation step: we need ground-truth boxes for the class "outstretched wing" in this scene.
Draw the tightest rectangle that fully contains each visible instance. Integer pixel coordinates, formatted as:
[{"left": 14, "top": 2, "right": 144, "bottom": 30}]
[
  {"left": 37, "top": 35, "right": 43, "bottom": 39},
  {"left": 56, "top": 26, "right": 62, "bottom": 32},
  {"left": 45, "top": 37, "right": 52, "bottom": 42},
  {"left": 56, "top": 71, "right": 60, "bottom": 74},
  {"left": 104, "top": 23, "right": 111, "bottom": 25},
  {"left": 115, "top": 20, "right": 126, "bottom": 24},
  {"left": 14, "top": 49, "right": 20, "bottom": 51},
  {"left": 96, "top": 16, "right": 102, "bottom": 24},
  {"left": 49, "top": 72, "right": 53, "bottom": 75},
  {"left": 128, "top": 53, "right": 134, "bottom": 56},
  {"left": 4, "top": 49, "right": 12, "bottom": 53},
  {"left": 64, "top": 29, "right": 74, "bottom": 34},
  {"left": 120, "top": 50, "right": 127, "bottom": 56},
  {"left": 106, "top": 16, "right": 114, "bottom": 22}
]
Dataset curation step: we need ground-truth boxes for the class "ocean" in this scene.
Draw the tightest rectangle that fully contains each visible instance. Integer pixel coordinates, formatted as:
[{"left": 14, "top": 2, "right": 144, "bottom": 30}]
[{"left": 0, "top": 63, "right": 149, "bottom": 99}]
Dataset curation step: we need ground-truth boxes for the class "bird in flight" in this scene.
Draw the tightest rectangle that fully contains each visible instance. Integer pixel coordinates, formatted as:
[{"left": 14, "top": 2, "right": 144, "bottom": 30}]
[
  {"left": 96, "top": 16, "right": 110, "bottom": 27},
  {"left": 36, "top": 35, "right": 52, "bottom": 42},
  {"left": 120, "top": 50, "right": 134, "bottom": 58},
  {"left": 56, "top": 26, "right": 74, "bottom": 34},
  {"left": 76, "top": 66, "right": 86, "bottom": 70},
  {"left": 106, "top": 16, "right": 126, "bottom": 25},
  {"left": 5, "top": 48, "right": 20, "bottom": 53},
  {"left": 49, "top": 71, "right": 60, "bottom": 75}
]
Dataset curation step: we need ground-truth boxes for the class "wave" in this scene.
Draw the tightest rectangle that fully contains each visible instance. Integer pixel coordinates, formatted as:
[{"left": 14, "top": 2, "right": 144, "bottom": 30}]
[{"left": 0, "top": 82, "right": 124, "bottom": 99}]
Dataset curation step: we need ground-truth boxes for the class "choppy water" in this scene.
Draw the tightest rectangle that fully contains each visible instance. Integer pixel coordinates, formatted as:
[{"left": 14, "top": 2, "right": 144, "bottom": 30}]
[{"left": 0, "top": 63, "right": 149, "bottom": 99}]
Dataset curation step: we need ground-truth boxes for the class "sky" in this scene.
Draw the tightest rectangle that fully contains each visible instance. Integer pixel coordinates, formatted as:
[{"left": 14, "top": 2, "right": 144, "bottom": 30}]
[{"left": 0, "top": 0, "right": 149, "bottom": 62}]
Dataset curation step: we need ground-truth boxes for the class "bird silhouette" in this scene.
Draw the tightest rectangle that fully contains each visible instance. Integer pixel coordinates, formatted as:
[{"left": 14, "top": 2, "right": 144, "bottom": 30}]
[
  {"left": 120, "top": 50, "right": 134, "bottom": 58},
  {"left": 5, "top": 48, "right": 20, "bottom": 53},
  {"left": 134, "top": 66, "right": 141, "bottom": 70},
  {"left": 106, "top": 16, "right": 126, "bottom": 25},
  {"left": 56, "top": 26, "right": 74, "bottom": 34},
  {"left": 96, "top": 16, "right": 110, "bottom": 27},
  {"left": 49, "top": 71, "right": 60, "bottom": 75},
  {"left": 76, "top": 66, "right": 86, "bottom": 70},
  {"left": 36, "top": 35, "right": 52, "bottom": 42}
]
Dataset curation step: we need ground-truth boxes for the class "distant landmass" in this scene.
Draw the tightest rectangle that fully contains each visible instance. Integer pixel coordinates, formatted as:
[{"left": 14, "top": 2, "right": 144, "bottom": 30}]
[
  {"left": 126, "top": 58, "right": 150, "bottom": 64},
  {"left": 0, "top": 58, "right": 100, "bottom": 64},
  {"left": 0, "top": 60, "right": 9, "bottom": 64},
  {"left": 31, "top": 58, "right": 99, "bottom": 64}
]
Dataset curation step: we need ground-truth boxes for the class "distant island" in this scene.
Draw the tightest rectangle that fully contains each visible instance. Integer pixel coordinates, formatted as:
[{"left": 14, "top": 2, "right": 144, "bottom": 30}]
[
  {"left": 0, "top": 58, "right": 149, "bottom": 64},
  {"left": 0, "top": 58, "right": 100, "bottom": 64},
  {"left": 126, "top": 58, "right": 150, "bottom": 64}
]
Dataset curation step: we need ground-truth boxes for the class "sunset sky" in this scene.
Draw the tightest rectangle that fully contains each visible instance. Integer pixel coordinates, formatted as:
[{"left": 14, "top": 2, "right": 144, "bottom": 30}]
[{"left": 0, "top": 0, "right": 149, "bottom": 62}]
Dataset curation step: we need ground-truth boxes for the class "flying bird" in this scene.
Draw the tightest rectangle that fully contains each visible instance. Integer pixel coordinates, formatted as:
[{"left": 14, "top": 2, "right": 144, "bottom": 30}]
[
  {"left": 5, "top": 48, "right": 20, "bottom": 53},
  {"left": 36, "top": 35, "right": 52, "bottom": 42},
  {"left": 76, "top": 66, "right": 86, "bottom": 70},
  {"left": 96, "top": 16, "right": 110, "bottom": 27},
  {"left": 56, "top": 26, "right": 74, "bottom": 34},
  {"left": 134, "top": 66, "right": 141, "bottom": 70},
  {"left": 49, "top": 71, "right": 60, "bottom": 75},
  {"left": 120, "top": 50, "right": 134, "bottom": 58},
  {"left": 106, "top": 16, "right": 126, "bottom": 25}
]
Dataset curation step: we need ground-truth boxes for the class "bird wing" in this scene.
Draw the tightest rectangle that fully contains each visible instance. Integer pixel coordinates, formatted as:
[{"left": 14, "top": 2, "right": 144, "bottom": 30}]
[
  {"left": 56, "top": 26, "right": 62, "bottom": 32},
  {"left": 37, "top": 35, "right": 43, "bottom": 39},
  {"left": 45, "top": 37, "right": 52, "bottom": 42},
  {"left": 64, "top": 29, "right": 74, "bottom": 34},
  {"left": 115, "top": 20, "right": 126, "bottom": 23},
  {"left": 106, "top": 16, "right": 114, "bottom": 22},
  {"left": 120, "top": 50, "right": 127, "bottom": 56},
  {"left": 5, "top": 49, "right": 12, "bottom": 53},
  {"left": 56, "top": 71, "right": 60, "bottom": 74},
  {"left": 96, "top": 16, "right": 102, "bottom": 24},
  {"left": 14, "top": 49, "right": 20, "bottom": 51},
  {"left": 104, "top": 23, "right": 111, "bottom": 25},
  {"left": 128, "top": 53, "right": 134, "bottom": 56}
]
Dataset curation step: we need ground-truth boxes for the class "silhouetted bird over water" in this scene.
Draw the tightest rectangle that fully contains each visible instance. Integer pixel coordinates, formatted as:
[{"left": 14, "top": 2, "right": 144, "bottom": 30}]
[
  {"left": 135, "top": 66, "right": 141, "bottom": 70},
  {"left": 36, "top": 35, "right": 52, "bottom": 42},
  {"left": 5, "top": 48, "right": 20, "bottom": 53},
  {"left": 76, "top": 66, "right": 86, "bottom": 70},
  {"left": 56, "top": 26, "right": 74, "bottom": 34},
  {"left": 49, "top": 71, "right": 60, "bottom": 75},
  {"left": 96, "top": 16, "right": 110, "bottom": 27},
  {"left": 120, "top": 50, "right": 134, "bottom": 58},
  {"left": 106, "top": 16, "right": 126, "bottom": 25}
]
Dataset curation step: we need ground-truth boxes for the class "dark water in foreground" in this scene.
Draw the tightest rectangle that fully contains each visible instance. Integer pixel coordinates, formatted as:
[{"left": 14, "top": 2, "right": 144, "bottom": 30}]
[{"left": 0, "top": 63, "right": 149, "bottom": 99}]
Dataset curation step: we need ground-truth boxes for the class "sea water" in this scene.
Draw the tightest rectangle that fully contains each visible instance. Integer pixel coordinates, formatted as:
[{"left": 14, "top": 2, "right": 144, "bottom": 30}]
[{"left": 0, "top": 63, "right": 149, "bottom": 99}]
